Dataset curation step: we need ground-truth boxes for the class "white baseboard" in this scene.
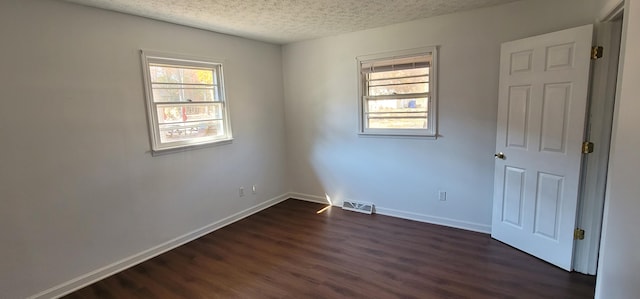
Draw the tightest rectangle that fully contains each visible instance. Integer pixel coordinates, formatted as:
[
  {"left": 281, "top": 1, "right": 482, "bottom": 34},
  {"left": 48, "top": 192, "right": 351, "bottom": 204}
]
[
  {"left": 29, "top": 193, "right": 290, "bottom": 299},
  {"left": 288, "top": 192, "right": 333, "bottom": 205},
  {"left": 288, "top": 192, "right": 490, "bottom": 234},
  {"left": 375, "top": 206, "right": 491, "bottom": 234}
]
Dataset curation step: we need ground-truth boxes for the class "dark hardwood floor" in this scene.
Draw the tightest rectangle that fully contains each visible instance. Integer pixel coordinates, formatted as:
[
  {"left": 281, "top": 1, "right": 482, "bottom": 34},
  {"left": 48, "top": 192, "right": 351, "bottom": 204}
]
[{"left": 64, "top": 199, "right": 595, "bottom": 299}]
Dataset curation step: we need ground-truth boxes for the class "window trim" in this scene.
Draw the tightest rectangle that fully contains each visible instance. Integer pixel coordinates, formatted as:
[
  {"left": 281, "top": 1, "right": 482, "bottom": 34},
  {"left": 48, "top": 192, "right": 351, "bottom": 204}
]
[
  {"left": 140, "top": 50, "right": 233, "bottom": 154},
  {"left": 356, "top": 46, "right": 438, "bottom": 138}
]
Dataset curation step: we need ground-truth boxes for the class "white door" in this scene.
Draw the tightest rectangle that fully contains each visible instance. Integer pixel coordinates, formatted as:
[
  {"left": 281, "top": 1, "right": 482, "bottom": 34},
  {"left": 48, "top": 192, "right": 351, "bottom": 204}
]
[{"left": 491, "top": 24, "right": 593, "bottom": 271}]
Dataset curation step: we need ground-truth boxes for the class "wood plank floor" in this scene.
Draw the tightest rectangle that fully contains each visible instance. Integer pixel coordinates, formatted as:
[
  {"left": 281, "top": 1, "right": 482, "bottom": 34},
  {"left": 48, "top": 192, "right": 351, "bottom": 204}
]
[{"left": 64, "top": 199, "right": 595, "bottom": 299}]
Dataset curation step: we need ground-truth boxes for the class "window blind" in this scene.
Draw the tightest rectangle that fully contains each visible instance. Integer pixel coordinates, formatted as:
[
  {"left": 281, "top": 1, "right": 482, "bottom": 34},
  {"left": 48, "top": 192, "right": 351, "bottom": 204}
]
[{"left": 361, "top": 54, "right": 431, "bottom": 73}]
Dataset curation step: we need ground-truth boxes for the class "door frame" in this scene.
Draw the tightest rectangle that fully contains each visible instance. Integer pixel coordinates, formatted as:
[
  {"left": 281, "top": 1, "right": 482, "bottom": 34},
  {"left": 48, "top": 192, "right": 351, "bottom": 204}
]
[{"left": 572, "top": 1, "right": 624, "bottom": 275}]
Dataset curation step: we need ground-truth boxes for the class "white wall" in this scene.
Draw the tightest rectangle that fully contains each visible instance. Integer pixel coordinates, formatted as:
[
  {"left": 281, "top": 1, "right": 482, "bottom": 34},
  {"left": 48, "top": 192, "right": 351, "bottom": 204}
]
[
  {"left": 283, "top": 0, "right": 596, "bottom": 232},
  {"left": 0, "top": 1, "right": 288, "bottom": 298},
  {"left": 595, "top": 0, "right": 640, "bottom": 298}
]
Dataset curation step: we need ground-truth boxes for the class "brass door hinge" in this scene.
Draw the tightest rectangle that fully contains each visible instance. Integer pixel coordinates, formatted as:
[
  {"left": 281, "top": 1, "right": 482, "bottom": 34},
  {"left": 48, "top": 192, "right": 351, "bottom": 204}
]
[
  {"left": 574, "top": 228, "right": 585, "bottom": 240},
  {"left": 591, "top": 46, "right": 604, "bottom": 60},
  {"left": 582, "top": 141, "right": 594, "bottom": 154}
]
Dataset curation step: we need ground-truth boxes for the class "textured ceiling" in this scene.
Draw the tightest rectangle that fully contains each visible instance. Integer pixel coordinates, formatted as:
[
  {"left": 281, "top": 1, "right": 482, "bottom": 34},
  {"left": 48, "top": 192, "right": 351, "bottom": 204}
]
[{"left": 64, "top": 0, "right": 522, "bottom": 44}]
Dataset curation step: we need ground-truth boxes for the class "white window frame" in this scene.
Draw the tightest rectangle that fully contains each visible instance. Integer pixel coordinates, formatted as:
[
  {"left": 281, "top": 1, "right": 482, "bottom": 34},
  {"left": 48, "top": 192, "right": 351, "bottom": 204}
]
[
  {"left": 357, "top": 46, "right": 438, "bottom": 138},
  {"left": 140, "top": 50, "right": 233, "bottom": 154}
]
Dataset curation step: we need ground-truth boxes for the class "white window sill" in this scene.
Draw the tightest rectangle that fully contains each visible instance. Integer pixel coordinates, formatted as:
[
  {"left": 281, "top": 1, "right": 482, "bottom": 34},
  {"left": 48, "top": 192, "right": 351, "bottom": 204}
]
[
  {"left": 150, "top": 138, "right": 234, "bottom": 156},
  {"left": 358, "top": 132, "right": 438, "bottom": 140}
]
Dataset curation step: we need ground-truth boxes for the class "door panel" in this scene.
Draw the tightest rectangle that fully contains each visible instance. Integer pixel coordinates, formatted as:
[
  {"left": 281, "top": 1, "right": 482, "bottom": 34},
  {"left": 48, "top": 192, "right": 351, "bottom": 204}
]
[
  {"left": 492, "top": 24, "right": 593, "bottom": 271},
  {"left": 503, "top": 166, "right": 525, "bottom": 227},
  {"left": 540, "top": 83, "right": 571, "bottom": 153},
  {"left": 545, "top": 42, "right": 575, "bottom": 71},
  {"left": 506, "top": 86, "right": 531, "bottom": 148},
  {"left": 534, "top": 172, "right": 564, "bottom": 240}
]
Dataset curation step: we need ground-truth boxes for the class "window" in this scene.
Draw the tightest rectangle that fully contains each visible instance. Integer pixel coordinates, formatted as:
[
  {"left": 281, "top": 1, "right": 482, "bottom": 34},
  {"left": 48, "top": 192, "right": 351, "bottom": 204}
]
[
  {"left": 141, "top": 51, "right": 232, "bottom": 153},
  {"left": 357, "top": 47, "right": 437, "bottom": 137}
]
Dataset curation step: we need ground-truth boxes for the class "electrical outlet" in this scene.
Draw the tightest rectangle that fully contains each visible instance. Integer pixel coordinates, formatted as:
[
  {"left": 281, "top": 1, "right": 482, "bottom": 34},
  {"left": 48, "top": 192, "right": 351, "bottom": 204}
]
[
  {"left": 439, "top": 191, "right": 447, "bottom": 201},
  {"left": 252, "top": 185, "right": 257, "bottom": 194},
  {"left": 239, "top": 187, "right": 245, "bottom": 197}
]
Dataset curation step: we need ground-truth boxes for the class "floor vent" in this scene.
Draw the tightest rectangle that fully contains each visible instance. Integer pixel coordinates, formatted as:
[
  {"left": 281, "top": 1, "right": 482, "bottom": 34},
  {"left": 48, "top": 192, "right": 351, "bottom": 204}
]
[{"left": 341, "top": 200, "right": 374, "bottom": 214}]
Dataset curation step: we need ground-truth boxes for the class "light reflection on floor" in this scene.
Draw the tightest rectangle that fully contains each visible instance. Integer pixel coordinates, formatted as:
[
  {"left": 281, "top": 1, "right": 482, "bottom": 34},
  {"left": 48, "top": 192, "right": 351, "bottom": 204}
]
[{"left": 316, "top": 193, "right": 334, "bottom": 214}]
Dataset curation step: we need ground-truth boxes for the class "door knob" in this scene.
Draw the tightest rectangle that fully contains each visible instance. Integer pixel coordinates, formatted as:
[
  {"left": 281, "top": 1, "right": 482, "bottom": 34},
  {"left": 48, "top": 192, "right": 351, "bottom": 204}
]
[{"left": 494, "top": 152, "right": 506, "bottom": 160}]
